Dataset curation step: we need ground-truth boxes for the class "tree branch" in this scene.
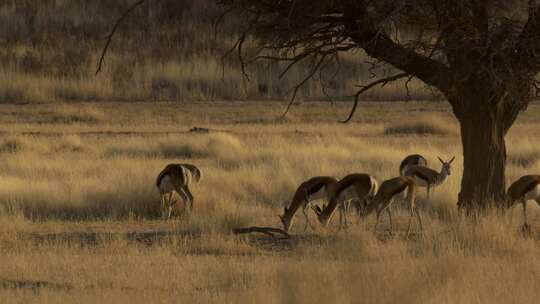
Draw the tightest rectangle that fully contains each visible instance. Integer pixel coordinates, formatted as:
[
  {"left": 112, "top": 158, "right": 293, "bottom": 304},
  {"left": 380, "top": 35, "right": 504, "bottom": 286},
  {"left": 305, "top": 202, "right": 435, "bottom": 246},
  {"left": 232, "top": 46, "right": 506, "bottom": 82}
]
[
  {"left": 280, "top": 55, "right": 327, "bottom": 118},
  {"left": 343, "top": 12, "right": 451, "bottom": 94},
  {"left": 95, "top": 0, "right": 146, "bottom": 76},
  {"left": 514, "top": 2, "right": 540, "bottom": 74},
  {"left": 340, "top": 72, "right": 410, "bottom": 123}
]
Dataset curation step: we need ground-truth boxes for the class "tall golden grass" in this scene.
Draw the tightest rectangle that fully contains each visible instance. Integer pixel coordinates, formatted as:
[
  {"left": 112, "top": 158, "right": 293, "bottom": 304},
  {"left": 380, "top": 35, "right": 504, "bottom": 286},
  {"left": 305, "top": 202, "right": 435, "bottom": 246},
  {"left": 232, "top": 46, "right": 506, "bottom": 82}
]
[
  {"left": 0, "top": 0, "right": 435, "bottom": 103},
  {"left": 0, "top": 101, "right": 538, "bottom": 303}
]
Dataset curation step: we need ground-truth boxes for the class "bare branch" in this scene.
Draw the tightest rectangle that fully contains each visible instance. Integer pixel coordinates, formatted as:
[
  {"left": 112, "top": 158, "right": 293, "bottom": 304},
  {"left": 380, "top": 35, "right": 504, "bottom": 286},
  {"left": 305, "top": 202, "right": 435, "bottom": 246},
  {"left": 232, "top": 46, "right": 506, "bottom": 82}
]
[
  {"left": 340, "top": 72, "right": 409, "bottom": 123},
  {"left": 95, "top": 0, "right": 146, "bottom": 76},
  {"left": 343, "top": 9, "right": 451, "bottom": 93},
  {"left": 280, "top": 55, "right": 326, "bottom": 119},
  {"left": 213, "top": 6, "right": 235, "bottom": 40},
  {"left": 515, "top": 2, "right": 540, "bottom": 74}
]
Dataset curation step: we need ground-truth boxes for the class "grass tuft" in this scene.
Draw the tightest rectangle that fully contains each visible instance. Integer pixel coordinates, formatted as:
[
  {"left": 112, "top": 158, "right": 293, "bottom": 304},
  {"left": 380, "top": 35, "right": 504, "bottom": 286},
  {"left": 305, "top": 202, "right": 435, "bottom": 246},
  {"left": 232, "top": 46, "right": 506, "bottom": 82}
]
[{"left": 384, "top": 115, "right": 458, "bottom": 136}]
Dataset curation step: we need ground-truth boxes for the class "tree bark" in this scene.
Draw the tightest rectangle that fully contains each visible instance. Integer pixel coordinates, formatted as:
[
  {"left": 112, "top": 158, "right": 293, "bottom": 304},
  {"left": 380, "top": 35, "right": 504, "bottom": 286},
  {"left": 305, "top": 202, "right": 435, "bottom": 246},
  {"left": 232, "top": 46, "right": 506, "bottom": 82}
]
[{"left": 452, "top": 91, "right": 512, "bottom": 212}]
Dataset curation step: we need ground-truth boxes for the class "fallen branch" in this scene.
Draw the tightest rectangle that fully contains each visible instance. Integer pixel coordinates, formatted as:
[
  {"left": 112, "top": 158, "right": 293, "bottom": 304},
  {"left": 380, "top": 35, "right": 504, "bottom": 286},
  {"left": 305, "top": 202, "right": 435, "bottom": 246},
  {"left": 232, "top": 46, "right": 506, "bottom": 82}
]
[{"left": 233, "top": 226, "right": 290, "bottom": 239}]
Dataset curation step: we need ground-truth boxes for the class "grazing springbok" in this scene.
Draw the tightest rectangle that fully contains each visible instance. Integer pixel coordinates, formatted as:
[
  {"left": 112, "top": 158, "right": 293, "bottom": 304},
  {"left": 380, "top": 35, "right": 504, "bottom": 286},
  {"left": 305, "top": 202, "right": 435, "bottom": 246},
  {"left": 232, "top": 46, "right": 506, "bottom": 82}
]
[
  {"left": 314, "top": 174, "right": 378, "bottom": 230},
  {"left": 507, "top": 175, "right": 540, "bottom": 230},
  {"left": 156, "top": 163, "right": 202, "bottom": 220},
  {"left": 404, "top": 156, "right": 454, "bottom": 199},
  {"left": 359, "top": 176, "right": 420, "bottom": 236},
  {"left": 279, "top": 176, "right": 338, "bottom": 232},
  {"left": 399, "top": 154, "right": 428, "bottom": 176}
]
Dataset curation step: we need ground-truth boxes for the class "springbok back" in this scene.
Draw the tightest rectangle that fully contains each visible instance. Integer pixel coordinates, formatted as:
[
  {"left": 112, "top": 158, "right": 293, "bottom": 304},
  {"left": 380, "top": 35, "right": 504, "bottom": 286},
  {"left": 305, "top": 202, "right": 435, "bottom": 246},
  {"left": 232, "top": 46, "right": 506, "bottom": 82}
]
[
  {"left": 399, "top": 154, "right": 427, "bottom": 175},
  {"left": 156, "top": 163, "right": 202, "bottom": 219}
]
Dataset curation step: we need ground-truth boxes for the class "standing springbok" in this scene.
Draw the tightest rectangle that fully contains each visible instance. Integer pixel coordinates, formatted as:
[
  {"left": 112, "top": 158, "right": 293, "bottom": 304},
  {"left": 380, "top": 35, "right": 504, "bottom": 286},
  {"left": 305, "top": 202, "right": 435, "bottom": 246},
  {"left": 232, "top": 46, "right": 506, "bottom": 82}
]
[
  {"left": 313, "top": 174, "right": 378, "bottom": 230},
  {"left": 156, "top": 163, "right": 202, "bottom": 220},
  {"left": 279, "top": 176, "right": 338, "bottom": 232},
  {"left": 404, "top": 156, "right": 454, "bottom": 199},
  {"left": 399, "top": 154, "right": 428, "bottom": 175},
  {"left": 359, "top": 176, "right": 420, "bottom": 236},
  {"left": 507, "top": 175, "right": 540, "bottom": 230}
]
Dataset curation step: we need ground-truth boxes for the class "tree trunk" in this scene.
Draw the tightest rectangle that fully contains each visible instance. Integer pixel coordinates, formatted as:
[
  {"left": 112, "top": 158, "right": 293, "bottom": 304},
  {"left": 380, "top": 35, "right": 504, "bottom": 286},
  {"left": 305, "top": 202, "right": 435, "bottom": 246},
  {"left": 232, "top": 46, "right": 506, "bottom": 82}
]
[
  {"left": 456, "top": 113, "right": 507, "bottom": 212},
  {"left": 451, "top": 89, "right": 514, "bottom": 212}
]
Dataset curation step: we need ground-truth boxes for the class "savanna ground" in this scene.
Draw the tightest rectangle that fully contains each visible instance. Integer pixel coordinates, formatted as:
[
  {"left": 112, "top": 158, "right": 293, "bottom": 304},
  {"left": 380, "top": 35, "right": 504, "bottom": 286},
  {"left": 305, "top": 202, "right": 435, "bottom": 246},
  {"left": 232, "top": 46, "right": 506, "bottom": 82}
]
[{"left": 0, "top": 101, "right": 539, "bottom": 303}]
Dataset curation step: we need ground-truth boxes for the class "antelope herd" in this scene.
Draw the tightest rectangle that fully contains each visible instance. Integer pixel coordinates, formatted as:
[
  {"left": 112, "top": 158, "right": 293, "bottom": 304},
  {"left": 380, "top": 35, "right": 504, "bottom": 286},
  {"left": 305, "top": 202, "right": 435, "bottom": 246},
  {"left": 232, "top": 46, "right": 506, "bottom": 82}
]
[{"left": 157, "top": 155, "right": 539, "bottom": 234}]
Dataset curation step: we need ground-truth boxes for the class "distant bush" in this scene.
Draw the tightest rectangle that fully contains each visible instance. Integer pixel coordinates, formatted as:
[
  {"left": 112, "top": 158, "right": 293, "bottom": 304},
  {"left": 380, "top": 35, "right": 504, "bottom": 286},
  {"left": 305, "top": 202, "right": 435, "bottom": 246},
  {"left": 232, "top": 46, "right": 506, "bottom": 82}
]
[
  {"left": 508, "top": 150, "right": 540, "bottom": 168},
  {"left": 384, "top": 116, "right": 457, "bottom": 136},
  {"left": 48, "top": 104, "right": 106, "bottom": 124}
]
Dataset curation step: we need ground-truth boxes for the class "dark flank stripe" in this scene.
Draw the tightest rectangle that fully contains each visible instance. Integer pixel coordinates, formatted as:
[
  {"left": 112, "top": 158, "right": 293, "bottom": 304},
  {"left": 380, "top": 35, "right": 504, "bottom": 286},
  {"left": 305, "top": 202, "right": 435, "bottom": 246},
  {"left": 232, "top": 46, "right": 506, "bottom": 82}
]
[
  {"left": 156, "top": 164, "right": 180, "bottom": 188},
  {"left": 307, "top": 181, "right": 326, "bottom": 196},
  {"left": 156, "top": 169, "right": 169, "bottom": 188},
  {"left": 522, "top": 179, "right": 540, "bottom": 196},
  {"left": 410, "top": 168, "right": 431, "bottom": 184},
  {"left": 390, "top": 183, "right": 408, "bottom": 196},
  {"left": 335, "top": 180, "right": 355, "bottom": 197},
  {"left": 399, "top": 154, "right": 426, "bottom": 174},
  {"left": 334, "top": 175, "right": 370, "bottom": 197}
]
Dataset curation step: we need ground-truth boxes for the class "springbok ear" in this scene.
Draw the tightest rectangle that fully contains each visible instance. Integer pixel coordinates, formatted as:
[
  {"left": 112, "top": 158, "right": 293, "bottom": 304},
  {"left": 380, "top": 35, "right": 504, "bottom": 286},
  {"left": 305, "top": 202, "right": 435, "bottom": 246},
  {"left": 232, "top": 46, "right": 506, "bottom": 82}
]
[
  {"left": 449, "top": 156, "right": 455, "bottom": 164},
  {"left": 438, "top": 156, "right": 444, "bottom": 164}
]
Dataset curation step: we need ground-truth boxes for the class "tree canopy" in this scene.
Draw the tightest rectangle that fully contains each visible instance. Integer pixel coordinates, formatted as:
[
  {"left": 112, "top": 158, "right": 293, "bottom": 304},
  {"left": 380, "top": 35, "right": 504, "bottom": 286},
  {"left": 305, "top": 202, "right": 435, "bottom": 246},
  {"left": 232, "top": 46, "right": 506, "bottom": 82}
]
[
  {"left": 218, "top": 0, "right": 539, "bottom": 120},
  {"left": 217, "top": 0, "right": 540, "bottom": 209}
]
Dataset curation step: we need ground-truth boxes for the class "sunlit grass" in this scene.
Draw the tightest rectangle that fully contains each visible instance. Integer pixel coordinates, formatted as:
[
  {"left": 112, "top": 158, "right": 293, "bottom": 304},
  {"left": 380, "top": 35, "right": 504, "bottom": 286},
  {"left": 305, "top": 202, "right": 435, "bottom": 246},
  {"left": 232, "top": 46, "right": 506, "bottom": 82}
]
[{"left": 0, "top": 101, "right": 538, "bottom": 303}]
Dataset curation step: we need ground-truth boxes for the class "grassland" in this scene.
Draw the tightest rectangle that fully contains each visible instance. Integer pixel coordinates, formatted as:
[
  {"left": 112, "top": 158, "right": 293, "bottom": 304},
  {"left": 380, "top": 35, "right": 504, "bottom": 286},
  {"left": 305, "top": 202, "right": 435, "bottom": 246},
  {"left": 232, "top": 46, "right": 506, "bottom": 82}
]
[
  {"left": 0, "top": 101, "right": 538, "bottom": 303},
  {"left": 0, "top": 0, "right": 433, "bottom": 103}
]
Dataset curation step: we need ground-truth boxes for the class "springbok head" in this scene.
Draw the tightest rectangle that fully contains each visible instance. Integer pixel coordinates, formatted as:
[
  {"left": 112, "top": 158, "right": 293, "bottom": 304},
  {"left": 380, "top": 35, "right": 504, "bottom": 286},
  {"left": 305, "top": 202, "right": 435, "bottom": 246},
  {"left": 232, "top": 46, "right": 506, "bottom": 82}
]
[
  {"left": 312, "top": 204, "right": 331, "bottom": 226},
  {"left": 438, "top": 156, "right": 455, "bottom": 176}
]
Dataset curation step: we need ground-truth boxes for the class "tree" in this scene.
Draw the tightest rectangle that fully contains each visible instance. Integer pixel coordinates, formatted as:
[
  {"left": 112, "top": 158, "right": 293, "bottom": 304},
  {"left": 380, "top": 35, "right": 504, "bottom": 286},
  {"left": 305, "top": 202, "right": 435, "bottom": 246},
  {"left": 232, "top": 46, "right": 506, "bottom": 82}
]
[{"left": 214, "top": 0, "right": 540, "bottom": 212}]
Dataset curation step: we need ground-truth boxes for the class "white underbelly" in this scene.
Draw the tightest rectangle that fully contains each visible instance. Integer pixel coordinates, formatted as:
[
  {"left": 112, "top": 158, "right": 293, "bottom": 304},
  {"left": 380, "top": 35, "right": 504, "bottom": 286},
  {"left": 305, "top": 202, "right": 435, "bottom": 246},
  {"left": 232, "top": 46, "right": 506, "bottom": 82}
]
[
  {"left": 410, "top": 176, "right": 429, "bottom": 187},
  {"left": 338, "top": 187, "right": 358, "bottom": 202},
  {"left": 401, "top": 164, "right": 411, "bottom": 175},
  {"left": 524, "top": 185, "right": 540, "bottom": 201},
  {"left": 158, "top": 175, "right": 175, "bottom": 193},
  {"left": 308, "top": 186, "right": 328, "bottom": 202}
]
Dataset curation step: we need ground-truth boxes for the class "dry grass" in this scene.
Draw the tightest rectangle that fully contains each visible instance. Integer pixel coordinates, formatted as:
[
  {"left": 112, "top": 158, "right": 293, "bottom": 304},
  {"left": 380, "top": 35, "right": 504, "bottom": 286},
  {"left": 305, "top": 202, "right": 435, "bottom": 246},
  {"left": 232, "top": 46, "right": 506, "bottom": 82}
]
[
  {"left": 0, "top": 101, "right": 539, "bottom": 303},
  {"left": 384, "top": 114, "right": 459, "bottom": 136},
  {"left": 0, "top": 1, "right": 440, "bottom": 103}
]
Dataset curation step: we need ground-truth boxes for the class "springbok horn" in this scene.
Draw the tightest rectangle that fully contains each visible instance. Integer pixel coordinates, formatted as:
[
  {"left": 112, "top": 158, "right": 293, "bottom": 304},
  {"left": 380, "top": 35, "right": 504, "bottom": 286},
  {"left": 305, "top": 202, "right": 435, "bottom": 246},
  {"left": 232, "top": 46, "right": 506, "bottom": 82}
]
[
  {"left": 449, "top": 156, "right": 455, "bottom": 164},
  {"left": 438, "top": 156, "right": 444, "bottom": 164}
]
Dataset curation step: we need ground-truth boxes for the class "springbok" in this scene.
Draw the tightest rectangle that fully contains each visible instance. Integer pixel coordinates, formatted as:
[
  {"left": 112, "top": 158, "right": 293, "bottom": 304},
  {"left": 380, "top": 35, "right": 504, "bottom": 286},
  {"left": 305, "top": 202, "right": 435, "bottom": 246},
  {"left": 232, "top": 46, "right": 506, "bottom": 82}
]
[
  {"left": 314, "top": 173, "right": 378, "bottom": 230},
  {"left": 279, "top": 176, "right": 338, "bottom": 232},
  {"left": 359, "top": 176, "right": 420, "bottom": 236},
  {"left": 399, "top": 154, "right": 428, "bottom": 176},
  {"left": 404, "top": 156, "right": 454, "bottom": 199},
  {"left": 156, "top": 163, "right": 202, "bottom": 220},
  {"left": 507, "top": 174, "right": 540, "bottom": 230}
]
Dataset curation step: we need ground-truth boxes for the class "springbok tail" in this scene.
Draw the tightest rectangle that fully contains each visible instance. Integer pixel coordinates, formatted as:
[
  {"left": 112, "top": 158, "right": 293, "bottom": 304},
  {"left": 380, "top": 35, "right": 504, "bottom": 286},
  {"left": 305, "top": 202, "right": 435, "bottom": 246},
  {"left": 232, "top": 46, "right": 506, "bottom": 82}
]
[{"left": 370, "top": 176, "right": 379, "bottom": 196}]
